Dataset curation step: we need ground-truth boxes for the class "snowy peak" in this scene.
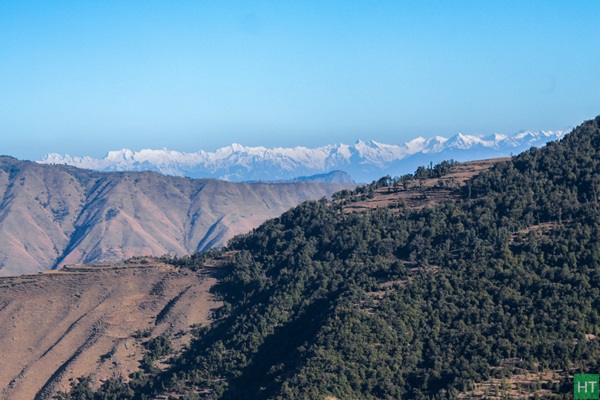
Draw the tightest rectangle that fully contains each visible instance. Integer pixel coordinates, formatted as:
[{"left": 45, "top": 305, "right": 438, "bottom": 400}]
[
  {"left": 106, "top": 149, "right": 135, "bottom": 161},
  {"left": 444, "top": 133, "right": 484, "bottom": 150},
  {"left": 39, "top": 128, "right": 570, "bottom": 182}
]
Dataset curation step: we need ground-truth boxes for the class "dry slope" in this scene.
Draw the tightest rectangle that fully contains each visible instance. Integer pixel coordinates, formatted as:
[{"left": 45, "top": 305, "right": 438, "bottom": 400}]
[
  {"left": 0, "top": 157, "right": 354, "bottom": 276},
  {"left": 0, "top": 259, "right": 222, "bottom": 400}
]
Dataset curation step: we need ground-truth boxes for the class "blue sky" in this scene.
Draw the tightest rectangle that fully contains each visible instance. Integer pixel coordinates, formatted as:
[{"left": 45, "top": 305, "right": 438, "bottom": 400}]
[{"left": 1, "top": 1, "right": 599, "bottom": 160}]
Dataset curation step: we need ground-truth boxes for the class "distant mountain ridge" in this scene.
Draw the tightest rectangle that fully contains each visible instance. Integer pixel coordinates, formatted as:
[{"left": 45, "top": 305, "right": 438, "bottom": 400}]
[
  {"left": 39, "top": 129, "right": 569, "bottom": 182},
  {"left": 246, "top": 170, "right": 354, "bottom": 184},
  {"left": 0, "top": 157, "right": 354, "bottom": 277}
]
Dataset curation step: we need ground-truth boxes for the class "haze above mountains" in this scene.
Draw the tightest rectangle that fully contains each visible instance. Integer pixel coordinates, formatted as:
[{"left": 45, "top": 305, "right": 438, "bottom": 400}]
[{"left": 39, "top": 129, "right": 568, "bottom": 183}]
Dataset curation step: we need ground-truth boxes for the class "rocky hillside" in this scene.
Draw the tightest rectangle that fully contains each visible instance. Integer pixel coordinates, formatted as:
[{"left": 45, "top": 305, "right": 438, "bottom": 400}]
[{"left": 0, "top": 157, "right": 353, "bottom": 276}]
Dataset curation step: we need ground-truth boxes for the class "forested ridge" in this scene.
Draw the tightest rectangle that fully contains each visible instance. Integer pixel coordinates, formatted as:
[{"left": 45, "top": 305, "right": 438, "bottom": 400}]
[{"left": 60, "top": 116, "right": 600, "bottom": 399}]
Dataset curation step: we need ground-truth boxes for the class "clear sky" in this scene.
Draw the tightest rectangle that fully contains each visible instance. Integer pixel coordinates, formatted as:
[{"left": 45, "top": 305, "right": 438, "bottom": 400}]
[{"left": 1, "top": 1, "right": 599, "bottom": 160}]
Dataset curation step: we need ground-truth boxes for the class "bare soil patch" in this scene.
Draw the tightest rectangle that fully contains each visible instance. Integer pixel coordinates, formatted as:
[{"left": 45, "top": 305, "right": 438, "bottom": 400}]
[{"left": 0, "top": 259, "right": 221, "bottom": 400}]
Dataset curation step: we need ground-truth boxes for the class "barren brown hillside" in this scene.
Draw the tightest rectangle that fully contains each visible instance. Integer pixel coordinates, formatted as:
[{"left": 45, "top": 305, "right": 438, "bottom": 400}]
[
  {"left": 0, "top": 157, "right": 354, "bottom": 276},
  {"left": 0, "top": 258, "right": 222, "bottom": 400}
]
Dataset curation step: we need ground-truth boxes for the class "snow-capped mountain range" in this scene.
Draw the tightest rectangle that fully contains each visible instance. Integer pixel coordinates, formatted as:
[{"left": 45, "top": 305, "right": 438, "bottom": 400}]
[{"left": 39, "top": 129, "right": 569, "bottom": 182}]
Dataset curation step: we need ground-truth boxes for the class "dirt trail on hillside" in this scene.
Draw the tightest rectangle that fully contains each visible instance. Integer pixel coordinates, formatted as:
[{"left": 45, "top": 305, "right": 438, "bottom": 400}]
[{"left": 0, "top": 260, "right": 220, "bottom": 400}]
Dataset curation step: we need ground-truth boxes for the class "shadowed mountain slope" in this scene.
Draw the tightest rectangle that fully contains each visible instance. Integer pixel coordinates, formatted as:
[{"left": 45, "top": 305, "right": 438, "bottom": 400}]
[{"left": 0, "top": 157, "right": 354, "bottom": 276}]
